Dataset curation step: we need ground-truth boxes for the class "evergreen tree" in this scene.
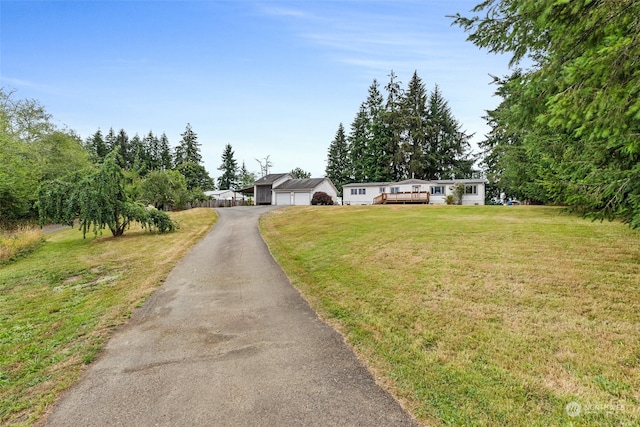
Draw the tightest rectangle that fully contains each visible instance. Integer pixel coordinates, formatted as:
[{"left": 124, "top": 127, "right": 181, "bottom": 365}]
[
  {"left": 425, "top": 85, "right": 474, "bottom": 179},
  {"left": 104, "top": 128, "right": 117, "bottom": 156},
  {"left": 85, "top": 129, "right": 108, "bottom": 162},
  {"left": 143, "top": 130, "right": 160, "bottom": 171},
  {"left": 325, "top": 123, "right": 351, "bottom": 196},
  {"left": 383, "top": 70, "right": 404, "bottom": 181},
  {"left": 364, "top": 79, "right": 391, "bottom": 182},
  {"left": 349, "top": 104, "right": 369, "bottom": 182},
  {"left": 174, "top": 123, "right": 202, "bottom": 166},
  {"left": 115, "top": 129, "right": 130, "bottom": 168},
  {"left": 217, "top": 143, "right": 239, "bottom": 190},
  {"left": 290, "top": 167, "right": 311, "bottom": 179},
  {"left": 158, "top": 132, "right": 173, "bottom": 170},
  {"left": 453, "top": 0, "right": 640, "bottom": 226},
  {"left": 238, "top": 161, "right": 257, "bottom": 188},
  {"left": 400, "top": 71, "right": 428, "bottom": 179},
  {"left": 129, "top": 133, "right": 146, "bottom": 174}
]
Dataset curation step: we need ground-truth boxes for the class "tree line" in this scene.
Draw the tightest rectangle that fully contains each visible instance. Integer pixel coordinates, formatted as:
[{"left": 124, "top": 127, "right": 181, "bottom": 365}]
[
  {"left": 325, "top": 71, "right": 476, "bottom": 196},
  {"left": 84, "top": 123, "right": 214, "bottom": 195},
  {"left": 1, "top": 87, "right": 314, "bottom": 233},
  {"left": 0, "top": 89, "right": 216, "bottom": 235},
  {"left": 453, "top": 0, "right": 640, "bottom": 227}
]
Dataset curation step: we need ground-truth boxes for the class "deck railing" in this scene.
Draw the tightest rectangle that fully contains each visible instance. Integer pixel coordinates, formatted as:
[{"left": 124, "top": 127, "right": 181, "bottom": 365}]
[{"left": 373, "top": 191, "right": 430, "bottom": 204}]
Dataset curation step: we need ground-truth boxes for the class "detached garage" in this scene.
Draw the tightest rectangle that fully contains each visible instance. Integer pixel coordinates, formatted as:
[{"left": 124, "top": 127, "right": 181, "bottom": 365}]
[{"left": 271, "top": 178, "right": 338, "bottom": 206}]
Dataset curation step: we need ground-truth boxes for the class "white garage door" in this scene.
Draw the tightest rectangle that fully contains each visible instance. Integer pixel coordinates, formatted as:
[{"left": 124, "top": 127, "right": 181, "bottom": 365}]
[
  {"left": 294, "top": 192, "right": 310, "bottom": 205},
  {"left": 275, "top": 192, "right": 291, "bottom": 206}
]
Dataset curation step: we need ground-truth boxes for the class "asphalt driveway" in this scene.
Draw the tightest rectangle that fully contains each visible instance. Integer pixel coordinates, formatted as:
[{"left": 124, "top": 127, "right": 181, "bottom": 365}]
[{"left": 45, "top": 206, "right": 419, "bottom": 426}]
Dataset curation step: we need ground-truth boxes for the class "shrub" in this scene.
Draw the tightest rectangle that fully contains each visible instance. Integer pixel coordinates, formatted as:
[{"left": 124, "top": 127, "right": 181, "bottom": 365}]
[
  {"left": 311, "top": 191, "right": 334, "bottom": 205},
  {"left": 146, "top": 208, "right": 177, "bottom": 233},
  {"left": 450, "top": 183, "right": 464, "bottom": 205}
]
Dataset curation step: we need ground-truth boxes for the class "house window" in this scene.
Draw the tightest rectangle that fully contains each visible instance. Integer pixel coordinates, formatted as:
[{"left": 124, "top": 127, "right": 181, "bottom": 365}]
[
  {"left": 430, "top": 186, "right": 444, "bottom": 195},
  {"left": 358, "top": 188, "right": 366, "bottom": 195},
  {"left": 350, "top": 188, "right": 357, "bottom": 195},
  {"left": 465, "top": 185, "right": 478, "bottom": 195},
  {"left": 379, "top": 187, "right": 386, "bottom": 193},
  {"left": 390, "top": 187, "right": 400, "bottom": 194}
]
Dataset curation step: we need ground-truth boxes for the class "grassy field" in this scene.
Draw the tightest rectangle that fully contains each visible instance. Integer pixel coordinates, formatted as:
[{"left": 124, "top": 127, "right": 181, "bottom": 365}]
[
  {"left": 261, "top": 205, "right": 640, "bottom": 426},
  {"left": 0, "top": 208, "right": 216, "bottom": 426}
]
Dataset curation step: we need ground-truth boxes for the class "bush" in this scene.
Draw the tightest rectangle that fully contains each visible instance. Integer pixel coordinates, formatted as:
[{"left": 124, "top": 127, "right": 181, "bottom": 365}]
[
  {"left": 311, "top": 191, "right": 334, "bottom": 205},
  {"left": 146, "top": 208, "right": 177, "bottom": 233},
  {"left": 450, "top": 183, "right": 464, "bottom": 205}
]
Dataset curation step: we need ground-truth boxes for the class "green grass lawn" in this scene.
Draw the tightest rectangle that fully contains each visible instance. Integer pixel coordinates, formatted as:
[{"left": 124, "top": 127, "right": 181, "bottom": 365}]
[
  {"left": 261, "top": 205, "right": 640, "bottom": 426},
  {"left": 0, "top": 208, "right": 216, "bottom": 426}
]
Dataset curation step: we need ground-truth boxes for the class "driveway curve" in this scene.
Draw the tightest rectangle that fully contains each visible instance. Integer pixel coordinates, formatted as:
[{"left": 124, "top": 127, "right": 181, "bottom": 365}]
[{"left": 45, "top": 206, "right": 419, "bottom": 427}]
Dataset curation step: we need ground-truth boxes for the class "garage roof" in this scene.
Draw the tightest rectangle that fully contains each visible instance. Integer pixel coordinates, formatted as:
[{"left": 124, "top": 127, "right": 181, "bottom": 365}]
[{"left": 254, "top": 173, "right": 290, "bottom": 185}]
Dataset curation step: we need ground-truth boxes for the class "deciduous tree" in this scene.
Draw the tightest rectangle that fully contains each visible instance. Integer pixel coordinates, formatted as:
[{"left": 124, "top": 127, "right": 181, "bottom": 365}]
[
  {"left": 139, "top": 169, "right": 190, "bottom": 210},
  {"left": 38, "top": 150, "right": 175, "bottom": 237}
]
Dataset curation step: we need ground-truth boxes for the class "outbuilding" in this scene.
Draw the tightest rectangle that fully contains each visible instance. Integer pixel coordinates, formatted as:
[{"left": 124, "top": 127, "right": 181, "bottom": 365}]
[
  {"left": 272, "top": 178, "right": 338, "bottom": 206},
  {"left": 253, "top": 174, "right": 338, "bottom": 206}
]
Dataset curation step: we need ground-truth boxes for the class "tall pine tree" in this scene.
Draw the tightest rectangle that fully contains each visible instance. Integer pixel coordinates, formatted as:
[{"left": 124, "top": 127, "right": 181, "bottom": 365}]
[
  {"left": 104, "top": 128, "right": 117, "bottom": 157},
  {"left": 349, "top": 104, "right": 369, "bottom": 182},
  {"left": 364, "top": 79, "right": 391, "bottom": 182},
  {"left": 383, "top": 70, "right": 404, "bottom": 181},
  {"left": 401, "top": 71, "right": 428, "bottom": 179},
  {"left": 85, "top": 129, "right": 108, "bottom": 162},
  {"left": 174, "top": 123, "right": 202, "bottom": 166},
  {"left": 115, "top": 129, "right": 130, "bottom": 168},
  {"left": 143, "top": 130, "right": 160, "bottom": 171},
  {"left": 425, "top": 85, "right": 474, "bottom": 179},
  {"left": 158, "top": 132, "right": 173, "bottom": 170},
  {"left": 325, "top": 123, "right": 351, "bottom": 196},
  {"left": 217, "top": 143, "right": 239, "bottom": 190}
]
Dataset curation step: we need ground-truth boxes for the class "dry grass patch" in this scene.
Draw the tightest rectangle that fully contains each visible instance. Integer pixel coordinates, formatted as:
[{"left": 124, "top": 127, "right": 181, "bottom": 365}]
[
  {"left": 0, "top": 227, "right": 45, "bottom": 264},
  {"left": 0, "top": 208, "right": 216, "bottom": 426},
  {"left": 261, "top": 205, "right": 640, "bottom": 426}
]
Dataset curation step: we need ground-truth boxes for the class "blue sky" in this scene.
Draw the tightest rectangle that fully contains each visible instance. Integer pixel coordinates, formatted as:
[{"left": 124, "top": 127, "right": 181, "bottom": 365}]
[{"left": 0, "top": 0, "right": 510, "bottom": 179}]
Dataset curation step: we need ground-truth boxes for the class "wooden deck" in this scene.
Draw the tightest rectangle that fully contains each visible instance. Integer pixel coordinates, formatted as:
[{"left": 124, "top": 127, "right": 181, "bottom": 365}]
[{"left": 373, "top": 192, "right": 430, "bottom": 204}]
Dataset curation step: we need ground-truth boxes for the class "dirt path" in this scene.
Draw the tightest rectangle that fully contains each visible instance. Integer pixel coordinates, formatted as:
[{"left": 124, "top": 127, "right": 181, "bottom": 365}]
[{"left": 44, "top": 206, "right": 419, "bottom": 426}]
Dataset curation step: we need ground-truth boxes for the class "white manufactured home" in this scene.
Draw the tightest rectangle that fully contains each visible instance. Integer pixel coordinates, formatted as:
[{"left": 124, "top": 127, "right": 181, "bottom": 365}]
[{"left": 342, "top": 178, "right": 486, "bottom": 206}]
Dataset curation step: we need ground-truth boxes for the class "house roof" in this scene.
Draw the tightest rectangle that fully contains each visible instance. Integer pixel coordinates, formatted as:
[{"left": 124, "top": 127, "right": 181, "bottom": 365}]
[
  {"left": 254, "top": 173, "right": 291, "bottom": 185},
  {"left": 273, "top": 178, "right": 327, "bottom": 191},
  {"left": 395, "top": 179, "right": 432, "bottom": 185},
  {"left": 433, "top": 178, "right": 488, "bottom": 184},
  {"left": 343, "top": 182, "right": 391, "bottom": 187},
  {"left": 345, "top": 178, "right": 487, "bottom": 187},
  {"left": 205, "top": 189, "right": 242, "bottom": 196}
]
